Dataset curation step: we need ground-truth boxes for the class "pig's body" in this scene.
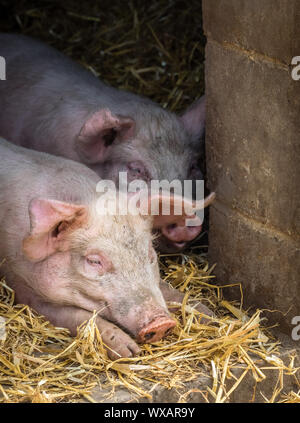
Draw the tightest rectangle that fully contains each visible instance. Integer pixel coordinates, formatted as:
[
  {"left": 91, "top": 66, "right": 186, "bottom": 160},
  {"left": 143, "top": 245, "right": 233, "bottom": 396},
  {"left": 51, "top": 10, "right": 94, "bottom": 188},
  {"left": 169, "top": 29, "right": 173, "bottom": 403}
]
[
  {"left": 0, "top": 138, "right": 182, "bottom": 359},
  {"left": 0, "top": 33, "right": 206, "bottom": 252},
  {"left": 0, "top": 33, "right": 199, "bottom": 182}
]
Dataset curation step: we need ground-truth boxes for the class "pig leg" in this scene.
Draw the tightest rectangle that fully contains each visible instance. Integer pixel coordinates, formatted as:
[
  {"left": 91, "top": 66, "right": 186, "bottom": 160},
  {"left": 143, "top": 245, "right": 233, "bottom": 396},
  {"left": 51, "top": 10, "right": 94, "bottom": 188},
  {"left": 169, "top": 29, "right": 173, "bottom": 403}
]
[
  {"left": 95, "top": 316, "right": 142, "bottom": 360},
  {"left": 159, "top": 280, "right": 214, "bottom": 321},
  {"left": 33, "top": 303, "right": 141, "bottom": 360}
]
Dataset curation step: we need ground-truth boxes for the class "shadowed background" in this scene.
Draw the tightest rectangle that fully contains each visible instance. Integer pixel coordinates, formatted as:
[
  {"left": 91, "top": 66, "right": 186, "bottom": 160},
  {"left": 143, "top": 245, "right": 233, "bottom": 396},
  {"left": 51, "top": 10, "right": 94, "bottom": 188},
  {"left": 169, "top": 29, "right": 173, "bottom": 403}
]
[{"left": 0, "top": 0, "right": 206, "bottom": 111}]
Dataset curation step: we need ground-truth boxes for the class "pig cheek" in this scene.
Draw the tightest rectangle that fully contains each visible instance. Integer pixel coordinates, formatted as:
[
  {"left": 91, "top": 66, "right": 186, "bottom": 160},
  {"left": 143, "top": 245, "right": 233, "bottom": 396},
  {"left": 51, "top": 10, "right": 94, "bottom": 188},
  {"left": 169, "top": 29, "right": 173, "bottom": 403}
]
[
  {"left": 83, "top": 260, "right": 105, "bottom": 278},
  {"left": 35, "top": 252, "right": 74, "bottom": 304}
]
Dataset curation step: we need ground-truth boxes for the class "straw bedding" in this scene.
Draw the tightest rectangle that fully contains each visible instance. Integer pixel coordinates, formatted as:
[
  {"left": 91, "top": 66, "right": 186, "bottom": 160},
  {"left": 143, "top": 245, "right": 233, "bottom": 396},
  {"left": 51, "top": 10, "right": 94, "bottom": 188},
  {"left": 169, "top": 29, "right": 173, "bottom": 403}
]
[
  {"left": 0, "top": 0, "right": 299, "bottom": 403},
  {"left": 0, "top": 252, "right": 299, "bottom": 403}
]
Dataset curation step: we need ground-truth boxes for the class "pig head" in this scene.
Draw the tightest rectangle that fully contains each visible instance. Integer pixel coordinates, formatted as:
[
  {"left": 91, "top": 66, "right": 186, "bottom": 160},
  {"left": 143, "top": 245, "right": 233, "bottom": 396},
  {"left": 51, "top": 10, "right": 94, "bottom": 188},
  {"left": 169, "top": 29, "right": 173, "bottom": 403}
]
[
  {"left": 21, "top": 197, "right": 176, "bottom": 355},
  {"left": 12, "top": 194, "right": 213, "bottom": 359},
  {"left": 0, "top": 33, "right": 207, "bottom": 253},
  {"left": 0, "top": 138, "right": 214, "bottom": 359}
]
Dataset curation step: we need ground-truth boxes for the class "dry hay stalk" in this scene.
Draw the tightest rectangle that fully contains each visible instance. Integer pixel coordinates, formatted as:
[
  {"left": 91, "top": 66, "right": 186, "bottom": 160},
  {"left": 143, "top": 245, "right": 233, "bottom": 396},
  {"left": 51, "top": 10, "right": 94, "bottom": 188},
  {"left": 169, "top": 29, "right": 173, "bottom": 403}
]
[
  {"left": 0, "top": 0, "right": 299, "bottom": 403},
  {"left": 0, "top": 253, "right": 299, "bottom": 403},
  {"left": 0, "top": 0, "right": 205, "bottom": 113}
]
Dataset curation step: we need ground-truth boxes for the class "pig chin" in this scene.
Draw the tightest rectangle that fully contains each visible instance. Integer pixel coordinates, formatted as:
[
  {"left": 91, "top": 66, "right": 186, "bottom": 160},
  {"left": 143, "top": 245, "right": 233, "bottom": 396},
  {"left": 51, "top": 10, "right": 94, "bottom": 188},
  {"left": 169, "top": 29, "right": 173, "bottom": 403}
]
[
  {"left": 154, "top": 223, "right": 203, "bottom": 253},
  {"left": 155, "top": 235, "right": 188, "bottom": 253}
]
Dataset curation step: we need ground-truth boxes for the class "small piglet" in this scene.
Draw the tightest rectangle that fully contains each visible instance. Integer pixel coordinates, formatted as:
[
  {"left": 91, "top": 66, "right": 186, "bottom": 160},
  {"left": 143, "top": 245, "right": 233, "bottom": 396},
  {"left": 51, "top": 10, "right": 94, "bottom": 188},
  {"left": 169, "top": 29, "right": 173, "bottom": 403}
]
[
  {"left": 0, "top": 33, "right": 206, "bottom": 253},
  {"left": 0, "top": 137, "right": 214, "bottom": 359}
]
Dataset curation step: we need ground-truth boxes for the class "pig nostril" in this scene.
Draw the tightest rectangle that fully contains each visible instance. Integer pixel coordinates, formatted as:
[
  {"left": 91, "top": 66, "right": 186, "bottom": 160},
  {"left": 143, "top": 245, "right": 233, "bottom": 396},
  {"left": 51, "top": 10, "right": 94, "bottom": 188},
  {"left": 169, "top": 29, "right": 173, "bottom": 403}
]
[{"left": 144, "top": 331, "right": 156, "bottom": 341}]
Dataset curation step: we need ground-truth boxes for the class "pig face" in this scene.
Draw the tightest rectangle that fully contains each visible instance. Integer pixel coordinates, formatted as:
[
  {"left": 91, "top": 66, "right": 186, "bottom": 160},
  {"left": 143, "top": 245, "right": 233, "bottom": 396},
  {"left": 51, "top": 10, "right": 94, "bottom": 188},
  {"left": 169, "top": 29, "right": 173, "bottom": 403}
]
[
  {"left": 76, "top": 98, "right": 206, "bottom": 253},
  {"left": 22, "top": 196, "right": 175, "bottom": 344},
  {"left": 78, "top": 98, "right": 205, "bottom": 186},
  {"left": 21, "top": 189, "right": 214, "bottom": 353}
]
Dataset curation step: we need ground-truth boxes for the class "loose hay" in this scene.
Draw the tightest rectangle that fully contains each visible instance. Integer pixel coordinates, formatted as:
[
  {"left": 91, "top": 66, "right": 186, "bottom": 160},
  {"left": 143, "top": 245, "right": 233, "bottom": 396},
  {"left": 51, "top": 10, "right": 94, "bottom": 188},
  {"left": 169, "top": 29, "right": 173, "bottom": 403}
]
[
  {"left": 0, "top": 0, "right": 299, "bottom": 403},
  {"left": 0, "top": 253, "right": 299, "bottom": 403},
  {"left": 0, "top": 0, "right": 205, "bottom": 113}
]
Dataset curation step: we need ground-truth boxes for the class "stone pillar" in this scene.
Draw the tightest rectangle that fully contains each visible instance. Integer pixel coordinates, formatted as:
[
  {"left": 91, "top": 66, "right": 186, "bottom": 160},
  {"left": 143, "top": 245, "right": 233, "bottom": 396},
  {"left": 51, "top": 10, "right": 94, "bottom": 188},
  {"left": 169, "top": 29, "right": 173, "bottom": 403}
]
[{"left": 203, "top": 0, "right": 300, "bottom": 335}]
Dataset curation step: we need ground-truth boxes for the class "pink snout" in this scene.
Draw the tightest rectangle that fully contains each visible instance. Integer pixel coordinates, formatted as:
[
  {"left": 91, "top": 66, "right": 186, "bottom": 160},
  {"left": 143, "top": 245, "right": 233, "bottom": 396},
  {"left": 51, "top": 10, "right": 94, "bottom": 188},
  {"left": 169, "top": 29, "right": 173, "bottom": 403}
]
[
  {"left": 161, "top": 223, "right": 202, "bottom": 249},
  {"left": 137, "top": 316, "right": 176, "bottom": 343}
]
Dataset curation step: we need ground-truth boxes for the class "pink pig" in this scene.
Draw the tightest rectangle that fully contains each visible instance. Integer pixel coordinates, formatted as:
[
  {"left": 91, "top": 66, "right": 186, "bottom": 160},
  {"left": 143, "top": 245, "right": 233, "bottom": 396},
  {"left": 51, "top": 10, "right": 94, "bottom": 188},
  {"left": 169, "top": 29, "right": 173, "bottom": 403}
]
[
  {"left": 0, "top": 33, "right": 207, "bottom": 253},
  {"left": 0, "top": 138, "right": 214, "bottom": 359}
]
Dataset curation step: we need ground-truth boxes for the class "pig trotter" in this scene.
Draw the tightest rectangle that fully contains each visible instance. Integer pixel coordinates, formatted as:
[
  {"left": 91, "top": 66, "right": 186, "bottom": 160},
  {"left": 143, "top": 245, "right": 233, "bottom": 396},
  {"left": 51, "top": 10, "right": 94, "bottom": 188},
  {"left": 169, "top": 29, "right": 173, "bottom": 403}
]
[
  {"left": 30, "top": 304, "right": 141, "bottom": 361},
  {"left": 96, "top": 316, "right": 141, "bottom": 360}
]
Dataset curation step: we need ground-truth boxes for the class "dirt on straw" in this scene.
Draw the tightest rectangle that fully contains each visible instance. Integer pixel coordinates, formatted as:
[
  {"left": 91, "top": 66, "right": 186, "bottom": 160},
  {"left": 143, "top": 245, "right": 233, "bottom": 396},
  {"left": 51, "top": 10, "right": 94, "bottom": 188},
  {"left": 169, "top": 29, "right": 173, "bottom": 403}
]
[{"left": 0, "top": 252, "right": 299, "bottom": 403}]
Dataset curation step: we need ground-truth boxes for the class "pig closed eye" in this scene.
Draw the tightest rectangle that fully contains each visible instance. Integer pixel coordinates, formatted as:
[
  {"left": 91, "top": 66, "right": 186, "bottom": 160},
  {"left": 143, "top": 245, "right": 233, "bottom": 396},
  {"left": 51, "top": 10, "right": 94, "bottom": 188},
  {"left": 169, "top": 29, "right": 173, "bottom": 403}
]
[
  {"left": 87, "top": 257, "right": 102, "bottom": 265},
  {"left": 84, "top": 253, "right": 112, "bottom": 275},
  {"left": 86, "top": 254, "right": 103, "bottom": 270}
]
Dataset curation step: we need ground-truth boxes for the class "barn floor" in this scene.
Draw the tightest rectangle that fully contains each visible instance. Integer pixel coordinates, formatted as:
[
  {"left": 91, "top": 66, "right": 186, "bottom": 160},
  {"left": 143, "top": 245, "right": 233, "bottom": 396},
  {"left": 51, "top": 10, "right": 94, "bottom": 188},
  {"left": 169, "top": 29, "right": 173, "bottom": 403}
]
[{"left": 88, "top": 342, "right": 299, "bottom": 403}]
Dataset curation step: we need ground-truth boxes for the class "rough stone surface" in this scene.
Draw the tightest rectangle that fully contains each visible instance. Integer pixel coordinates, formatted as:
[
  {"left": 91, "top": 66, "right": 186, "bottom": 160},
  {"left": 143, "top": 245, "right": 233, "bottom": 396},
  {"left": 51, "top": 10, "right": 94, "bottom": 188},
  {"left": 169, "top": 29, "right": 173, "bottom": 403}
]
[
  {"left": 203, "top": 0, "right": 300, "bottom": 64},
  {"left": 203, "top": 2, "right": 300, "bottom": 335},
  {"left": 205, "top": 40, "right": 300, "bottom": 238},
  {"left": 208, "top": 202, "right": 300, "bottom": 333}
]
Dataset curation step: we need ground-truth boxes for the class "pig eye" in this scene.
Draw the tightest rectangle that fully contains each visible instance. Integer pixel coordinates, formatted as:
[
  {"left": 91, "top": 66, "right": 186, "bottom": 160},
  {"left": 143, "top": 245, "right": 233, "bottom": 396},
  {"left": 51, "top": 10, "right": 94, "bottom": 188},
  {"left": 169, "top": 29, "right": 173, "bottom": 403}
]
[
  {"left": 84, "top": 253, "right": 112, "bottom": 275},
  {"left": 127, "top": 161, "right": 150, "bottom": 182},
  {"left": 86, "top": 254, "right": 103, "bottom": 268}
]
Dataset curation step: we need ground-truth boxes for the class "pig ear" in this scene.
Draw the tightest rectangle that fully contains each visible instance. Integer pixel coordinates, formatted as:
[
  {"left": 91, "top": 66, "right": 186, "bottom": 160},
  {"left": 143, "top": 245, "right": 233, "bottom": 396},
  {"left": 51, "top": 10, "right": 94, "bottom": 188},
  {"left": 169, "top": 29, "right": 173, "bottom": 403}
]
[
  {"left": 23, "top": 198, "right": 87, "bottom": 262},
  {"left": 77, "top": 109, "right": 135, "bottom": 164},
  {"left": 180, "top": 95, "right": 205, "bottom": 143},
  {"left": 138, "top": 191, "right": 216, "bottom": 228}
]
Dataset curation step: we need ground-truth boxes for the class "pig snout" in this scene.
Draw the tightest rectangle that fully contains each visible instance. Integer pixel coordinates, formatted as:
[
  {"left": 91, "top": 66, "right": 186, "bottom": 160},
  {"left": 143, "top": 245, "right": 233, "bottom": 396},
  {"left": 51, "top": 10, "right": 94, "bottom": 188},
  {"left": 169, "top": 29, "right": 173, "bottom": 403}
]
[
  {"left": 161, "top": 223, "right": 202, "bottom": 249},
  {"left": 137, "top": 315, "right": 176, "bottom": 343}
]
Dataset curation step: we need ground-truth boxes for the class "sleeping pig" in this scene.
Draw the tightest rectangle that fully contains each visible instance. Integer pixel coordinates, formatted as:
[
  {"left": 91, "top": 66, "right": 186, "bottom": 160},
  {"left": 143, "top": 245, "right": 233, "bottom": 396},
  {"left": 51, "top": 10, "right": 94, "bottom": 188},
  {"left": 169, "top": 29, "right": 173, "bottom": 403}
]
[
  {"left": 0, "top": 33, "right": 206, "bottom": 253},
  {"left": 0, "top": 137, "right": 214, "bottom": 359}
]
